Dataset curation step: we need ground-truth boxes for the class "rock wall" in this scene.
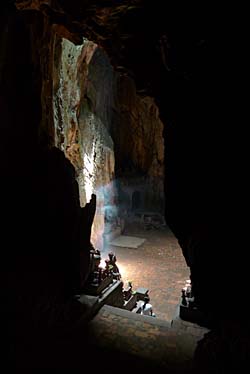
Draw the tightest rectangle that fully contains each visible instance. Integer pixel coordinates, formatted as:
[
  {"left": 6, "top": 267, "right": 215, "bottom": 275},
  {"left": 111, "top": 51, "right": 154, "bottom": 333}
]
[
  {"left": 112, "top": 74, "right": 165, "bottom": 213},
  {"left": 5, "top": 6, "right": 249, "bottom": 371},
  {"left": 53, "top": 36, "right": 165, "bottom": 252},
  {"left": 53, "top": 38, "right": 116, "bottom": 251}
]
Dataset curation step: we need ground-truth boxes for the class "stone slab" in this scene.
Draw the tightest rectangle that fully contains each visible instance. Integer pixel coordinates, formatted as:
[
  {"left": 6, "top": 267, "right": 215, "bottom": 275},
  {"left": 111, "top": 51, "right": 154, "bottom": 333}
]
[{"left": 109, "top": 235, "right": 146, "bottom": 248}]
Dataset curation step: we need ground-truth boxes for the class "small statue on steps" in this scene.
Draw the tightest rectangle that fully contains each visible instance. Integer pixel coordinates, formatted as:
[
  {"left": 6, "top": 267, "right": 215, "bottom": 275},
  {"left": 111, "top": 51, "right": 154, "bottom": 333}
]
[
  {"left": 181, "top": 288, "right": 188, "bottom": 306},
  {"left": 141, "top": 296, "right": 156, "bottom": 317},
  {"left": 90, "top": 247, "right": 101, "bottom": 273},
  {"left": 123, "top": 281, "right": 133, "bottom": 301},
  {"left": 181, "top": 280, "right": 196, "bottom": 308},
  {"left": 105, "top": 252, "right": 121, "bottom": 280},
  {"left": 185, "top": 279, "right": 192, "bottom": 298}
]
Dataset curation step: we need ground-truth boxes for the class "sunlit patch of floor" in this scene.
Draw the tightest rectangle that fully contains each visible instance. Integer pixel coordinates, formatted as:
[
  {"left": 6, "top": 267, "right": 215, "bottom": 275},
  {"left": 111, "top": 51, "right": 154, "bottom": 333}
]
[{"left": 108, "top": 223, "right": 190, "bottom": 321}]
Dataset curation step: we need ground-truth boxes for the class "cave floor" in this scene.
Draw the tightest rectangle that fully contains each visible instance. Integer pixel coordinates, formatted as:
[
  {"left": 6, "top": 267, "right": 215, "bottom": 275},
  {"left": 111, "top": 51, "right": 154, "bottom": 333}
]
[{"left": 107, "top": 222, "right": 190, "bottom": 322}]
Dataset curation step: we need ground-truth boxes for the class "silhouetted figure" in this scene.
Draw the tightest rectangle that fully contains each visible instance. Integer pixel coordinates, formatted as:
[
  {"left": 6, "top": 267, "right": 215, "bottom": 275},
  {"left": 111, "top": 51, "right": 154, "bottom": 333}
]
[{"left": 105, "top": 252, "right": 121, "bottom": 280}]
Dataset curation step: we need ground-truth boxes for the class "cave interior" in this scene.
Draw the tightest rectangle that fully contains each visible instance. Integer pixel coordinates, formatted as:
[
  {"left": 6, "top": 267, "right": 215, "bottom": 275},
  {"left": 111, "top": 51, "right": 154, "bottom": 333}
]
[{"left": 2, "top": 1, "right": 248, "bottom": 371}]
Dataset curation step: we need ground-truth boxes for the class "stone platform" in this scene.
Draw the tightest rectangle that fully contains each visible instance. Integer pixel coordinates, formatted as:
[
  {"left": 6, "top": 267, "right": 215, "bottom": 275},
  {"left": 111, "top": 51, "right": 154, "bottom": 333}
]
[
  {"left": 87, "top": 305, "right": 209, "bottom": 372},
  {"left": 78, "top": 279, "right": 124, "bottom": 318}
]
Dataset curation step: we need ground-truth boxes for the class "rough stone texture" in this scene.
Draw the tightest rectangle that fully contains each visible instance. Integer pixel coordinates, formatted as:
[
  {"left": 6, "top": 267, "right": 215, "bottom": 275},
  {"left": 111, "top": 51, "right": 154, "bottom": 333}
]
[
  {"left": 115, "top": 75, "right": 164, "bottom": 177},
  {"left": 12, "top": 3, "right": 223, "bottom": 316},
  {"left": 53, "top": 38, "right": 116, "bottom": 250},
  {"left": 113, "top": 74, "right": 164, "bottom": 213},
  {"left": 53, "top": 37, "right": 93, "bottom": 158},
  {"left": 88, "top": 305, "right": 207, "bottom": 372},
  {"left": 53, "top": 37, "right": 164, "bottom": 248},
  {"left": 4, "top": 2, "right": 248, "bottom": 371}
]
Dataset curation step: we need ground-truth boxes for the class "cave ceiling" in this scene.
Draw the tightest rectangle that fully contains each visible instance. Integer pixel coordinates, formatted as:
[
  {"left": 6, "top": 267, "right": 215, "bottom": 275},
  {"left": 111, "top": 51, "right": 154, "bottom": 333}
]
[{"left": 15, "top": 0, "right": 209, "bottom": 109}]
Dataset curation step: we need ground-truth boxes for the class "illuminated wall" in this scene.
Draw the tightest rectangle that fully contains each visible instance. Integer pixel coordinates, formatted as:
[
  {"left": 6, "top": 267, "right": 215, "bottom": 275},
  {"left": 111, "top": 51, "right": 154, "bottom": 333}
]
[{"left": 53, "top": 37, "right": 116, "bottom": 250}]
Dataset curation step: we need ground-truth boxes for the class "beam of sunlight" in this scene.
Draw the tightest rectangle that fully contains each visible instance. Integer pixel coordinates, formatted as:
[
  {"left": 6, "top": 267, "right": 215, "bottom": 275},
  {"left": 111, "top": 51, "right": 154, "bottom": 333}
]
[{"left": 83, "top": 152, "right": 94, "bottom": 203}]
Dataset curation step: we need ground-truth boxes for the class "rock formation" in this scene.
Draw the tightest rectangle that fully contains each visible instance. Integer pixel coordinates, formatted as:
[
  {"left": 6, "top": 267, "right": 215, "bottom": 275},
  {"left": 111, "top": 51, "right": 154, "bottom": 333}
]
[
  {"left": 52, "top": 34, "right": 164, "bottom": 248},
  {"left": 1, "top": 1, "right": 247, "bottom": 370}
]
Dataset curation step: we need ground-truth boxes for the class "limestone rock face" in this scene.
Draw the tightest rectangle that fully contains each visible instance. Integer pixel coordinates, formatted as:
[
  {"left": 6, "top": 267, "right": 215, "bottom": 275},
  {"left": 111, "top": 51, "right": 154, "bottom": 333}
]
[
  {"left": 113, "top": 74, "right": 164, "bottom": 213},
  {"left": 53, "top": 34, "right": 165, "bottom": 248},
  {"left": 15, "top": 0, "right": 165, "bottom": 217},
  {"left": 115, "top": 75, "right": 164, "bottom": 175},
  {"left": 53, "top": 38, "right": 116, "bottom": 251}
]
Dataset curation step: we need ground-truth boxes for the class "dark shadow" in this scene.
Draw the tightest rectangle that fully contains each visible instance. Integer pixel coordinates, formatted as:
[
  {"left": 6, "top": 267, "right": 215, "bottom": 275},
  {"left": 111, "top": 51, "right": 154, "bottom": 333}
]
[{"left": 132, "top": 190, "right": 141, "bottom": 211}]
